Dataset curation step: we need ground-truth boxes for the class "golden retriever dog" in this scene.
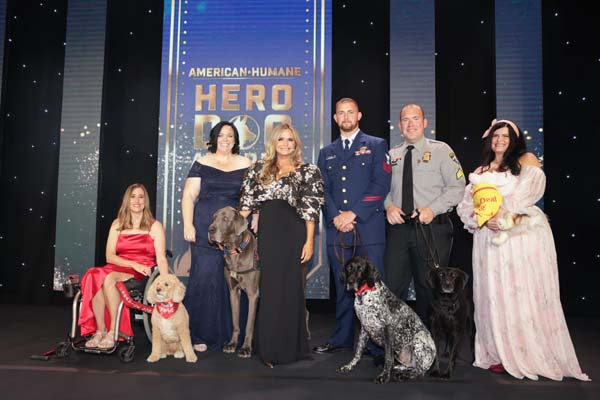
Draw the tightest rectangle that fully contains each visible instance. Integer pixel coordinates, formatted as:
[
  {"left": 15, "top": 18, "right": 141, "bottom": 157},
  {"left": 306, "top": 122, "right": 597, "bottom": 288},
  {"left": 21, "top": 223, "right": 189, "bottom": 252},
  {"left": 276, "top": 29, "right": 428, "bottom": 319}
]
[{"left": 146, "top": 274, "right": 197, "bottom": 363}]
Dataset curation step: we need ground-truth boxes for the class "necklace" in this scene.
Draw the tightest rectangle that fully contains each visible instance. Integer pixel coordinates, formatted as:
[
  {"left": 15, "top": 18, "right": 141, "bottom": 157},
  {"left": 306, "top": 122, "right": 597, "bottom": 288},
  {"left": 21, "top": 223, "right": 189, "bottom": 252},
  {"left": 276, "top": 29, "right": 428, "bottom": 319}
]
[{"left": 276, "top": 162, "right": 295, "bottom": 178}]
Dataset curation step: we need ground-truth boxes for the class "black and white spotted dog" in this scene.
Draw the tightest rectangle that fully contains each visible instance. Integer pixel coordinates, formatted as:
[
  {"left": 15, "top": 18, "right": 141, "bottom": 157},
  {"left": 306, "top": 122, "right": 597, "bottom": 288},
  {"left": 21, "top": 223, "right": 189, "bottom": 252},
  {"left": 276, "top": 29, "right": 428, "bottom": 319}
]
[{"left": 338, "top": 256, "right": 436, "bottom": 383}]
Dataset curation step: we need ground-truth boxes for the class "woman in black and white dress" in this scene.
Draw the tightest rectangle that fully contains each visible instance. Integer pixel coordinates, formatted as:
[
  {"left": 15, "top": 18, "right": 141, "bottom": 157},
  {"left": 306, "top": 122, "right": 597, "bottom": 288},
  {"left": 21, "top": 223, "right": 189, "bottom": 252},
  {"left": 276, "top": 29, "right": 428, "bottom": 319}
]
[{"left": 239, "top": 123, "right": 324, "bottom": 366}]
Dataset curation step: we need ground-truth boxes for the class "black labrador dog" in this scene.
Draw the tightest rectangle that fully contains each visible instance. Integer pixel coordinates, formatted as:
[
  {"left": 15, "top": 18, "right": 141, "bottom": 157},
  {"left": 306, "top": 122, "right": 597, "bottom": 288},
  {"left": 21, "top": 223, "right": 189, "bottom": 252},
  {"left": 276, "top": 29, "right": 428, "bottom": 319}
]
[
  {"left": 338, "top": 256, "right": 436, "bottom": 383},
  {"left": 427, "top": 266, "right": 472, "bottom": 379},
  {"left": 208, "top": 206, "right": 259, "bottom": 358}
]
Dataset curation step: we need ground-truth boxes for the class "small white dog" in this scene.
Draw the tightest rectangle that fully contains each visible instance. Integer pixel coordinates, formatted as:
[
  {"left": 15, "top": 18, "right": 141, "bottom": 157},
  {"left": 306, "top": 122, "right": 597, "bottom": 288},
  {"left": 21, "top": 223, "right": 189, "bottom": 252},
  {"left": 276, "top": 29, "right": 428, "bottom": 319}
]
[
  {"left": 491, "top": 210, "right": 544, "bottom": 246},
  {"left": 146, "top": 274, "right": 197, "bottom": 363}
]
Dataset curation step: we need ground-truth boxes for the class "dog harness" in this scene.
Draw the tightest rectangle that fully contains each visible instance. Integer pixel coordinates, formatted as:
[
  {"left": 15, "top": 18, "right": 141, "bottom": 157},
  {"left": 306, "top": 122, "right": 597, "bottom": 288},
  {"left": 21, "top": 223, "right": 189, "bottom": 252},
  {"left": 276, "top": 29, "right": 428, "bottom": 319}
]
[
  {"left": 155, "top": 300, "right": 179, "bottom": 319},
  {"left": 355, "top": 283, "right": 374, "bottom": 296}
]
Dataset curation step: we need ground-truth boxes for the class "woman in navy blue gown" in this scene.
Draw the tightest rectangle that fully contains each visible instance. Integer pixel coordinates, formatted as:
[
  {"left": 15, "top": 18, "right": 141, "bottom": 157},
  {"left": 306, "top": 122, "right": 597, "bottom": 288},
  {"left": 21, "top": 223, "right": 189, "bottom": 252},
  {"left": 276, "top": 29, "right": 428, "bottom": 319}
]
[{"left": 182, "top": 121, "right": 251, "bottom": 352}]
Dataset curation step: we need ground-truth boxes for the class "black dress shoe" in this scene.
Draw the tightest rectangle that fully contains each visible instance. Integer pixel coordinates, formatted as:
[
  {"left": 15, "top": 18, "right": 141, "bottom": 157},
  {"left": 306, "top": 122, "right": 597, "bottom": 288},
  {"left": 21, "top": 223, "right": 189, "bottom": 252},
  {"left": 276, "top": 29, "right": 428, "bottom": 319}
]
[{"left": 312, "top": 343, "right": 352, "bottom": 354}]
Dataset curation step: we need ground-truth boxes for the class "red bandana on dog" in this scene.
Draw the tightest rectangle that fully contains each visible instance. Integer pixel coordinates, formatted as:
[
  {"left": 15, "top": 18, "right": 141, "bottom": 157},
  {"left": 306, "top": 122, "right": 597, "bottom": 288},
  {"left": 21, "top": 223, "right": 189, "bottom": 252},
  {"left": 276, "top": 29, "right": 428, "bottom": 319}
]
[
  {"left": 355, "top": 283, "right": 374, "bottom": 295},
  {"left": 155, "top": 301, "right": 179, "bottom": 319}
]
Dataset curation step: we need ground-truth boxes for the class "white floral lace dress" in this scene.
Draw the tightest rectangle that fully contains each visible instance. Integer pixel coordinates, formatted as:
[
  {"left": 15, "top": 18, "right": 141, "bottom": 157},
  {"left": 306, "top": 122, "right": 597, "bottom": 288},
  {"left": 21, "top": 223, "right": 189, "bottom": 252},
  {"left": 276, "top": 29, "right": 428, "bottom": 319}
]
[{"left": 457, "top": 166, "right": 589, "bottom": 381}]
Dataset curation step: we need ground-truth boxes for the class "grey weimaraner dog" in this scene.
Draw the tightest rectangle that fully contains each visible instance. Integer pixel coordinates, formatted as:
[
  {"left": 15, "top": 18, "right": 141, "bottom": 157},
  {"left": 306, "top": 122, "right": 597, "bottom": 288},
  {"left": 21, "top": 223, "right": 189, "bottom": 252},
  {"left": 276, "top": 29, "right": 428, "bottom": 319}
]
[{"left": 208, "top": 206, "right": 259, "bottom": 358}]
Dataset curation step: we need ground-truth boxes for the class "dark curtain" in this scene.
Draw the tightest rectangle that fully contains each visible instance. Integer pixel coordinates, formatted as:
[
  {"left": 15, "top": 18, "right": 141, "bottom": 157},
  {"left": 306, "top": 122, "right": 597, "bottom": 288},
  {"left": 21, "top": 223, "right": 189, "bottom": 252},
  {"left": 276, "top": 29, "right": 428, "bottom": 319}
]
[
  {"left": 94, "top": 0, "right": 163, "bottom": 265},
  {"left": 0, "top": 0, "right": 67, "bottom": 304},
  {"left": 331, "top": 0, "right": 390, "bottom": 141},
  {"left": 542, "top": 0, "right": 600, "bottom": 315},
  {"left": 434, "top": 0, "right": 496, "bottom": 285}
]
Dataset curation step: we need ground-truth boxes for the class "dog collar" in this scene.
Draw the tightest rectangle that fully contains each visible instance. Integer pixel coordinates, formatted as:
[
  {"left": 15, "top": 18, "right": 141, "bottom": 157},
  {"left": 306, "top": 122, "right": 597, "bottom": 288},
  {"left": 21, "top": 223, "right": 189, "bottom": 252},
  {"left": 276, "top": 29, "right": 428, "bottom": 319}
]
[
  {"left": 355, "top": 283, "right": 374, "bottom": 295},
  {"left": 219, "top": 231, "right": 252, "bottom": 256},
  {"left": 155, "top": 300, "right": 179, "bottom": 319}
]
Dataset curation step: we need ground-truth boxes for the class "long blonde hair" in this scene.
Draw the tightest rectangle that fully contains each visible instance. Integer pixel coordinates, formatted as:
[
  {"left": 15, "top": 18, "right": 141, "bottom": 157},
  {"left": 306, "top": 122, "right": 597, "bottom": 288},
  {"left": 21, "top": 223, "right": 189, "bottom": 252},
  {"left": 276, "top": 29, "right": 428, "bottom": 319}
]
[
  {"left": 116, "top": 183, "right": 155, "bottom": 231},
  {"left": 259, "top": 123, "right": 303, "bottom": 185}
]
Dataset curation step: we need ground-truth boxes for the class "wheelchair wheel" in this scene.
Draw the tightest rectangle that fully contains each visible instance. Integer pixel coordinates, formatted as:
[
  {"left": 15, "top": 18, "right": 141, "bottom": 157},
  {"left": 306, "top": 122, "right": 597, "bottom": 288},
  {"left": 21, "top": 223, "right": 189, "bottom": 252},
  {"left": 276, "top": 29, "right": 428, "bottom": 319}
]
[{"left": 118, "top": 344, "right": 135, "bottom": 363}]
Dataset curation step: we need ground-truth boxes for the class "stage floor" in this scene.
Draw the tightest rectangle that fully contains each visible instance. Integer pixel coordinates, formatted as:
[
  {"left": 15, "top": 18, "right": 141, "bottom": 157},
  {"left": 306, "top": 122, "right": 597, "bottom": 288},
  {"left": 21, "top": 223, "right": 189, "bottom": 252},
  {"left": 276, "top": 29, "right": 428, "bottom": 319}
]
[{"left": 0, "top": 304, "right": 597, "bottom": 400}]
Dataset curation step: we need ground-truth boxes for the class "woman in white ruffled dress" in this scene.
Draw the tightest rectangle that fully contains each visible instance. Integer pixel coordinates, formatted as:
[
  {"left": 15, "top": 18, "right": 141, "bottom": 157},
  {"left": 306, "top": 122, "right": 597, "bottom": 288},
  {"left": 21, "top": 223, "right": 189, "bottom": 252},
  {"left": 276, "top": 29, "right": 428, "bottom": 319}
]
[{"left": 456, "top": 119, "right": 589, "bottom": 381}]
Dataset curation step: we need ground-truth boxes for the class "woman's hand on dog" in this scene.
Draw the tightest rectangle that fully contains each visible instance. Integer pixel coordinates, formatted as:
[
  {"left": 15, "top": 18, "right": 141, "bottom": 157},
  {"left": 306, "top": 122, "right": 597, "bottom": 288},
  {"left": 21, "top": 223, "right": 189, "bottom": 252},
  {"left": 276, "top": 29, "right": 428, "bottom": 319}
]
[
  {"left": 250, "top": 213, "right": 259, "bottom": 234},
  {"left": 300, "top": 239, "right": 314, "bottom": 263},
  {"left": 183, "top": 224, "right": 196, "bottom": 242}
]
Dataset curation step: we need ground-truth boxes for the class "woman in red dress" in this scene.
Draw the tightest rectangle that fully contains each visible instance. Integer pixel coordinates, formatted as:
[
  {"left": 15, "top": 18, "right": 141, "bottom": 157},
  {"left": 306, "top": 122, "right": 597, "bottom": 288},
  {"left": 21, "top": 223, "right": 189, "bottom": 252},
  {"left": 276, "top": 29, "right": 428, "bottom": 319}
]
[{"left": 78, "top": 183, "right": 169, "bottom": 348}]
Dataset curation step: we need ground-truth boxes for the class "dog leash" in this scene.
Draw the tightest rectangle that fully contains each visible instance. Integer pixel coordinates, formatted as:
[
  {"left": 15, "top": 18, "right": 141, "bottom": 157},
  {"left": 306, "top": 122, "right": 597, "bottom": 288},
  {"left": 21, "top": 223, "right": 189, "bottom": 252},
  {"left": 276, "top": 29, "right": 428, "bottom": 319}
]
[
  {"left": 333, "top": 227, "right": 366, "bottom": 266},
  {"left": 116, "top": 281, "right": 154, "bottom": 313},
  {"left": 415, "top": 216, "right": 442, "bottom": 270}
]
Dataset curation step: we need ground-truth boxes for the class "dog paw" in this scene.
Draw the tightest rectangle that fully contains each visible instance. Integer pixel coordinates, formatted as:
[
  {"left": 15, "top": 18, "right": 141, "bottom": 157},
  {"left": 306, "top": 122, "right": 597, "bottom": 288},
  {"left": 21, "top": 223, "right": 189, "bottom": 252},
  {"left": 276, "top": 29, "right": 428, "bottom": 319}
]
[
  {"left": 186, "top": 354, "right": 198, "bottom": 363},
  {"left": 174, "top": 350, "right": 185, "bottom": 359},
  {"left": 237, "top": 347, "right": 252, "bottom": 358},
  {"left": 147, "top": 354, "right": 160, "bottom": 363},
  {"left": 374, "top": 372, "right": 391, "bottom": 384},
  {"left": 338, "top": 364, "right": 354, "bottom": 373},
  {"left": 223, "top": 344, "right": 236, "bottom": 354}
]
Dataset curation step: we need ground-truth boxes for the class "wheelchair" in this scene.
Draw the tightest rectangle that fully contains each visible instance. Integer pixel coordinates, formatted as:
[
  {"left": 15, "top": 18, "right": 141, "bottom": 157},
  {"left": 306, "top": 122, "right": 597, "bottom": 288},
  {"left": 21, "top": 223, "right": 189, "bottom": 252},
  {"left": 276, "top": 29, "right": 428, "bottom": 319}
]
[{"left": 56, "top": 267, "right": 161, "bottom": 363}]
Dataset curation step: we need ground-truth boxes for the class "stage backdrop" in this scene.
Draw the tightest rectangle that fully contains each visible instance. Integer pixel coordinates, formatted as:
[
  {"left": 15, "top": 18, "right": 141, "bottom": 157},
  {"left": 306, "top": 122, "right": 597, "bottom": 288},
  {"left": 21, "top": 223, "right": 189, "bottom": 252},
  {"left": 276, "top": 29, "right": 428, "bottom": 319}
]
[{"left": 157, "top": 0, "right": 332, "bottom": 298}]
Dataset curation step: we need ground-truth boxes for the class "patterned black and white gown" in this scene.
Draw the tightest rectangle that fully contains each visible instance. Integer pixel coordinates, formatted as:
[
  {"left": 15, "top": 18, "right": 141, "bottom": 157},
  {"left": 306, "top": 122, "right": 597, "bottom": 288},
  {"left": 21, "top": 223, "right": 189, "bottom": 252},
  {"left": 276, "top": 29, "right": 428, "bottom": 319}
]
[{"left": 240, "top": 161, "right": 324, "bottom": 364}]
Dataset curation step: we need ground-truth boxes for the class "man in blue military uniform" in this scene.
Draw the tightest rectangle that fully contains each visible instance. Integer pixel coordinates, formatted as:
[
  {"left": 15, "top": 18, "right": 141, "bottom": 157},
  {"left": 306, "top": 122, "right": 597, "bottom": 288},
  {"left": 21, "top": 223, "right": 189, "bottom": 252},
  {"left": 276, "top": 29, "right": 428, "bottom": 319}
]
[{"left": 314, "top": 98, "right": 391, "bottom": 354}]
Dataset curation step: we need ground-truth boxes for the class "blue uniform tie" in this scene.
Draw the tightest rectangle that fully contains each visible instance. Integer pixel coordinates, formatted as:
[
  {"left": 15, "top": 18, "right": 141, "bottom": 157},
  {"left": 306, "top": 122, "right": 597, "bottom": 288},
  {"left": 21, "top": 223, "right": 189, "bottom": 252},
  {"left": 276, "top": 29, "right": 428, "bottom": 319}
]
[{"left": 344, "top": 138, "right": 351, "bottom": 151}]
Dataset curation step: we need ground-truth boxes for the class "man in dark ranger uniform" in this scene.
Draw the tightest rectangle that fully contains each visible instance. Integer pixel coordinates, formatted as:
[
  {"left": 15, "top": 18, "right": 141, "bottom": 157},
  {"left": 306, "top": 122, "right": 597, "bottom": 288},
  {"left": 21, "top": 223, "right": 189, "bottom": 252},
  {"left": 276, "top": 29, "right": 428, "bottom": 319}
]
[{"left": 385, "top": 104, "right": 465, "bottom": 326}]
